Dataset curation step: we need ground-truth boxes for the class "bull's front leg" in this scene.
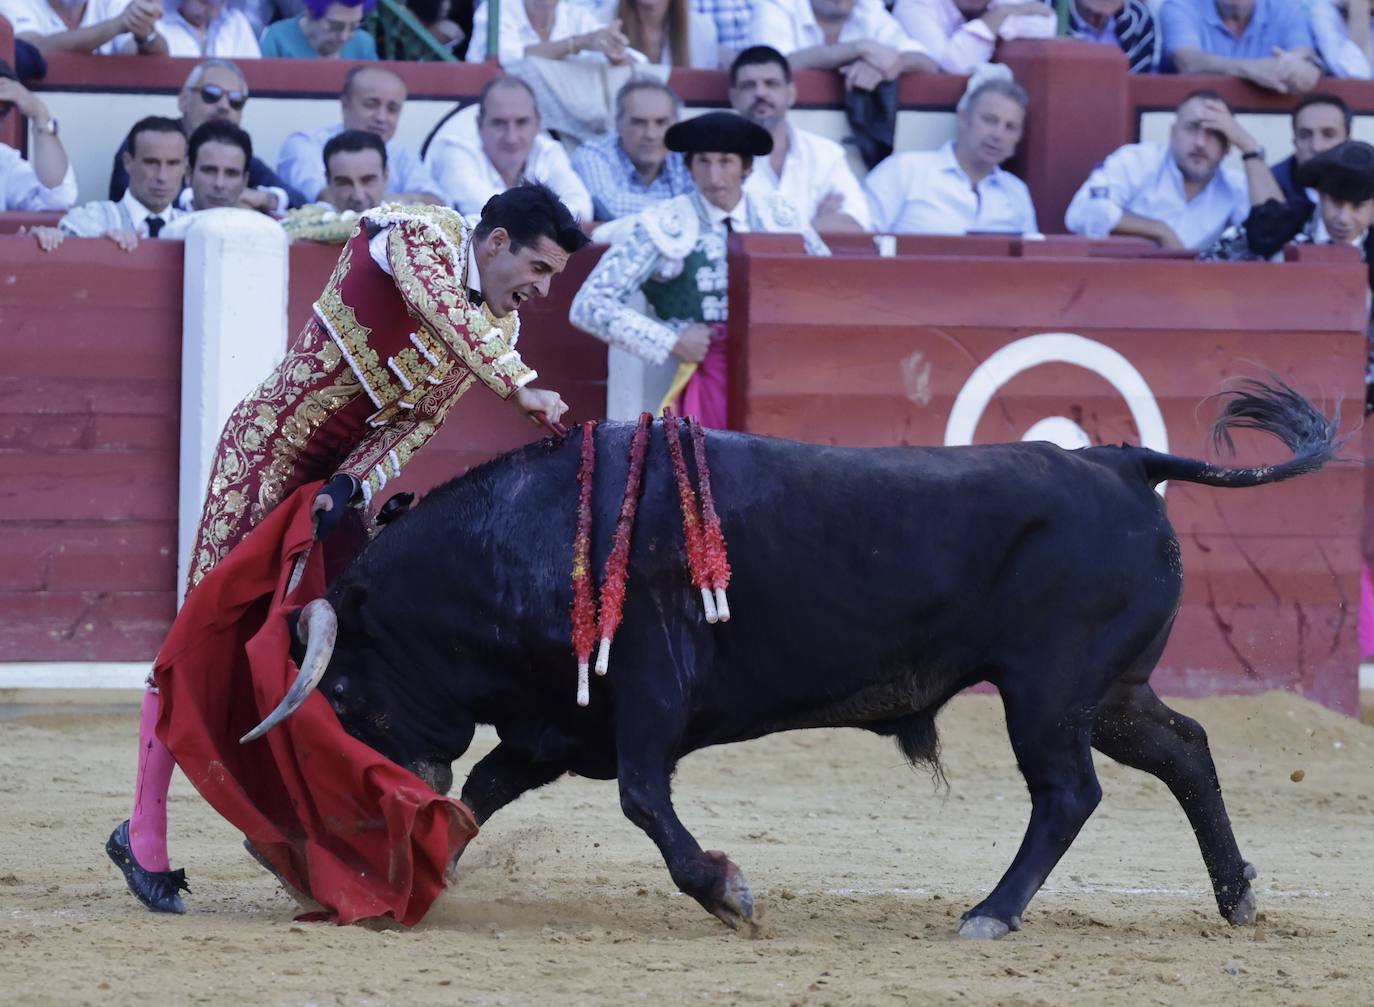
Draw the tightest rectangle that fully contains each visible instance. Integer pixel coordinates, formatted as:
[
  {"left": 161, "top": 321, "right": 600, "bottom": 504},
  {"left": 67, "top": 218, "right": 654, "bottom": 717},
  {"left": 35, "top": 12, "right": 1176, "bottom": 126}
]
[
  {"left": 616, "top": 724, "right": 756, "bottom": 932},
  {"left": 460, "top": 742, "right": 568, "bottom": 825}
]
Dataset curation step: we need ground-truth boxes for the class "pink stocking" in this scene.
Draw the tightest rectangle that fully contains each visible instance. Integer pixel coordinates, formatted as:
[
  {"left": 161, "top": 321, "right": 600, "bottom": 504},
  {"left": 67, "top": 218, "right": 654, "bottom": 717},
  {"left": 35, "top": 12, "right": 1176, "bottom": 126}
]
[{"left": 129, "top": 690, "right": 175, "bottom": 871}]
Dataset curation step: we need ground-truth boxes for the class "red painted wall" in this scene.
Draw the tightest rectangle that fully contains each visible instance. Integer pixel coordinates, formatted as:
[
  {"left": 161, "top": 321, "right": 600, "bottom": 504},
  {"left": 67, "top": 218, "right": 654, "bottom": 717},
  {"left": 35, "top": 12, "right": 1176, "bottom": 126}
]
[{"left": 727, "top": 235, "right": 1366, "bottom": 713}]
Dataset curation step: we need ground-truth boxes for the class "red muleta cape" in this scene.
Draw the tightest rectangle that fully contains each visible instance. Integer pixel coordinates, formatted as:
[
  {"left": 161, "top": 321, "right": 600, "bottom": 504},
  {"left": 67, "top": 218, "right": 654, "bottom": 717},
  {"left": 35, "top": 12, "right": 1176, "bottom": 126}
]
[{"left": 153, "top": 482, "right": 478, "bottom": 926}]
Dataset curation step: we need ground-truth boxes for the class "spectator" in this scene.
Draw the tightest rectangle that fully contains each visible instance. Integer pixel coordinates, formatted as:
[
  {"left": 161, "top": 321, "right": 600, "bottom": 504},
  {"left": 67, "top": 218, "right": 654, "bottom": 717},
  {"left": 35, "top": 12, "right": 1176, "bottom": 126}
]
[
  {"left": 0, "top": 58, "right": 77, "bottom": 212},
  {"left": 406, "top": 0, "right": 466, "bottom": 51},
  {"left": 1159, "top": 0, "right": 1321, "bottom": 94},
  {"left": 259, "top": 0, "right": 379, "bottom": 58},
  {"left": 110, "top": 59, "right": 304, "bottom": 217},
  {"left": 135, "top": 0, "right": 261, "bottom": 56},
  {"left": 1065, "top": 0, "right": 1160, "bottom": 73},
  {"left": 32, "top": 116, "right": 187, "bottom": 253},
  {"left": 466, "top": 0, "right": 629, "bottom": 63},
  {"left": 892, "top": 0, "right": 1056, "bottom": 75},
  {"left": 692, "top": 0, "right": 750, "bottom": 62},
  {"left": 750, "top": 0, "right": 937, "bottom": 91},
  {"left": 618, "top": 0, "right": 719, "bottom": 67},
  {"left": 177, "top": 119, "right": 252, "bottom": 211},
  {"left": 572, "top": 78, "right": 692, "bottom": 221},
  {"left": 237, "top": 0, "right": 305, "bottom": 38},
  {"left": 0, "top": 0, "right": 169, "bottom": 55},
  {"left": 1310, "top": 1, "right": 1372, "bottom": 79},
  {"left": 319, "top": 128, "right": 389, "bottom": 211},
  {"left": 1272, "top": 93, "right": 1352, "bottom": 208},
  {"left": 730, "top": 45, "right": 869, "bottom": 231},
  {"left": 864, "top": 75, "right": 1036, "bottom": 234},
  {"left": 1064, "top": 89, "right": 1249, "bottom": 250},
  {"left": 425, "top": 76, "right": 594, "bottom": 220},
  {"left": 571, "top": 112, "right": 828, "bottom": 427},
  {"left": 277, "top": 66, "right": 445, "bottom": 205}
]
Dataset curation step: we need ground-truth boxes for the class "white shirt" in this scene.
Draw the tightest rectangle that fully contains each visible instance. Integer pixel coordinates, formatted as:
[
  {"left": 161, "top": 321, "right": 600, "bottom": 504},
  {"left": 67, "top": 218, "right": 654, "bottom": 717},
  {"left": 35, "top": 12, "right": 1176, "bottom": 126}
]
[
  {"left": 892, "top": 0, "right": 1054, "bottom": 73},
  {"left": 1064, "top": 141, "right": 1250, "bottom": 251},
  {"left": 863, "top": 140, "right": 1037, "bottom": 235},
  {"left": 137, "top": 7, "right": 262, "bottom": 58},
  {"left": 745, "top": 123, "right": 871, "bottom": 229},
  {"left": 276, "top": 123, "right": 446, "bottom": 204},
  {"left": 0, "top": 0, "right": 137, "bottom": 54},
  {"left": 121, "top": 187, "right": 183, "bottom": 237},
  {"left": 426, "top": 131, "right": 594, "bottom": 221},
  {"left": 0, "top": 142, "right": 78, "bottom": 211},
  {"left": 750, "top": 0, "right": 928, "bottom": 56},
  {"left": 466, "top": 0, "right": 608, "bottom": 63}
]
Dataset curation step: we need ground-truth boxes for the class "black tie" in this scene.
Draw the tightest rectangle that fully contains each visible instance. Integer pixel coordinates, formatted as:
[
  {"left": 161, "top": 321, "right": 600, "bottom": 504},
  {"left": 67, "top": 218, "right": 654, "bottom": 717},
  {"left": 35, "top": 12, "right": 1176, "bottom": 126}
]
[{"left": 146, "top": 216, "right": 165, "bottom": 238}]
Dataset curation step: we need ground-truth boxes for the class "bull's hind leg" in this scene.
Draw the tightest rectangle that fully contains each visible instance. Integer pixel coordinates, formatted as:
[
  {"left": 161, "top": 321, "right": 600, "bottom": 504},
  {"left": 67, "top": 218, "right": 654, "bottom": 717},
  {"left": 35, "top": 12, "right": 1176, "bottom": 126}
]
[
  {"left": 1091, "top": 682, "right": 1256, "bottom": 925},
  {"left": 958, "top": 688, "right": 1103, "bottom": 939},
  {"left": 615, "top": 716, "right": 756, "bottom": 932}
]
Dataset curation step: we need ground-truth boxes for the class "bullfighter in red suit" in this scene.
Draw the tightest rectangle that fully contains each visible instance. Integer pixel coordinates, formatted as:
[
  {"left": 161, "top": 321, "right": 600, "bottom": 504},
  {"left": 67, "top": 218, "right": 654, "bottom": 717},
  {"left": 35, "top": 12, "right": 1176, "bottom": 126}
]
[{"left": 106, "top": 185, "right": 590, "bottom": 917}]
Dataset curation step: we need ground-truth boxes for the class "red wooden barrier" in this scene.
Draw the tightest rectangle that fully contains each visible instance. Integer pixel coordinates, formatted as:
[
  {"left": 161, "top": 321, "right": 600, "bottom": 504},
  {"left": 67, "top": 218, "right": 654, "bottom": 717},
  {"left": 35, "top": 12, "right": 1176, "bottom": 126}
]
[{"left": 726, "top": 234, "right": 1366, "bottom": 713}]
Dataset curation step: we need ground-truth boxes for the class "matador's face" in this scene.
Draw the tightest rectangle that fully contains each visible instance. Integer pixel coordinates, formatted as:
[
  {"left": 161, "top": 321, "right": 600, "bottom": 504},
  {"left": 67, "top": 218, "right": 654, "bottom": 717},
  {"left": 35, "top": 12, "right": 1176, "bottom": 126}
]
[{"left": 475, "top": 230, "right": 571, "bottom": 318}]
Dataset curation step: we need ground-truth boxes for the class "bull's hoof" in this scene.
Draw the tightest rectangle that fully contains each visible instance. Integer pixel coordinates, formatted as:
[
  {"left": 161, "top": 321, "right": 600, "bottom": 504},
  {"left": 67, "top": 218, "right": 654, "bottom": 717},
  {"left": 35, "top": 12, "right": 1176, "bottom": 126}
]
[
  {"left": 702, "top": 850, "right": 757, "bottom": 935},
  {"left": 957, "top": 915, "right": 1019, "bottom": 940},
  {"left": 1220, "top": 862, "right": 1258, "bottom": 927}
]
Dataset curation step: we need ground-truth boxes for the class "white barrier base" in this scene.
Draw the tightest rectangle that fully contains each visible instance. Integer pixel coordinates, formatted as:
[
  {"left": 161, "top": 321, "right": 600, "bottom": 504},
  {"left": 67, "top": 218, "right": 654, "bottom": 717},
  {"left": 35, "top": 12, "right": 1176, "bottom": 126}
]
[{"left": 0, "top": 663, "right": 150, "bottom": 689}]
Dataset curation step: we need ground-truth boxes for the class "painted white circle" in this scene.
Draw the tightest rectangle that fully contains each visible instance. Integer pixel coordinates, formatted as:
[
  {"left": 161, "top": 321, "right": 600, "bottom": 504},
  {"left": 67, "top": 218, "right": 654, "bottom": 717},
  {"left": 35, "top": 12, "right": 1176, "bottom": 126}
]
[
  {"left": 943, "top": 333, "right": 1169, "bottom": 491},
  {"left": 1022, "top": 416, "right": 1093, "bottom": 450}
]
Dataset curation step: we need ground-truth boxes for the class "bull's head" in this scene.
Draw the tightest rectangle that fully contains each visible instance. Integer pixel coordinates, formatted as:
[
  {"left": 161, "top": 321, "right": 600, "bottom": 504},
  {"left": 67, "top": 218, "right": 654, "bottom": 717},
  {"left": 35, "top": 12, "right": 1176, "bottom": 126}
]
[{"left": 239, "top": 592, "right": 467, "bottom": 795}]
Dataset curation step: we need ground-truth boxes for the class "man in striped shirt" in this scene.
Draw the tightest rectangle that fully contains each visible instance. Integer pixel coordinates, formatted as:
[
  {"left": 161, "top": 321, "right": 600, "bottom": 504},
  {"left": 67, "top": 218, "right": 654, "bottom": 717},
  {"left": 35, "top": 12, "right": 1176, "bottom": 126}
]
[{"left": 1067, "top": 0, "right": 1160, "bottom": 73}]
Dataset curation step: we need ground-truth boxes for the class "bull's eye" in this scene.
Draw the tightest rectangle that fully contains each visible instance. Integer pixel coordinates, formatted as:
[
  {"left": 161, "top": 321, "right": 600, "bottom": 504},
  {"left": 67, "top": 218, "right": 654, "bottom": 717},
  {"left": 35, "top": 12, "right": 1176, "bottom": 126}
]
[{"left": 332, "top": 680, "right": 347, "bottom": 699}]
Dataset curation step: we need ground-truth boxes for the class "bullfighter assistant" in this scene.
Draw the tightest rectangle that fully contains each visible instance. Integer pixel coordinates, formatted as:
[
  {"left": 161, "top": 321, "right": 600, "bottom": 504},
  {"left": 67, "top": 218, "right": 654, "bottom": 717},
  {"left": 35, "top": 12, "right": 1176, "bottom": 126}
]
[{"left": 107, "top": 184, "right": 590, "bottom": 914}]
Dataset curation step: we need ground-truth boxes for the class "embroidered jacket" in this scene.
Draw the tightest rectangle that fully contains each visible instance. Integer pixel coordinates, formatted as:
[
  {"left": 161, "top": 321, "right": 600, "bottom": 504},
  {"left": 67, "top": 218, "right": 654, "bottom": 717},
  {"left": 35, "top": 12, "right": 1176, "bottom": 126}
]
[{"left": 570, "top": 191, "right": 829, "bottom": 364}]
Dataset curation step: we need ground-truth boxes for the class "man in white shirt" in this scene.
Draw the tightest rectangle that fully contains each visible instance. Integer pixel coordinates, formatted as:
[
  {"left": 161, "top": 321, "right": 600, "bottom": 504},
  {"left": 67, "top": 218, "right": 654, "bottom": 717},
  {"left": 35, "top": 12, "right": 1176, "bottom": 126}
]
[
  {"left": 892, "top": 0, "right": 1056, "bottom": 74},
  {"left": 730, "top": 44, "right": 870, "bottom": 231},
  {"left": 277, "top": 66, "right": 445, "bottom": 206},
  {"left": 0, "top": 0, "right": 169, "bottom": 55},
  {"left": 134, "top": 0, "right": 261, "bottom": 57},
  {"left": 1064, "top": 89, "right": 1251, "bottom": 250},
  {"left": 864, "top": 76, "right": 1037, "bottom": 234},
  {"left": 425, "top": 76, "right": 594, "bottom": 222},
  {"left": 750, "top": 0, "right": 936, "bottom": 91},
  {"left": 0, "top": 60, "right": 77, "bottom": 211},
  {"left": 32, "top": 116, "right": 187, "bottom": 252}
]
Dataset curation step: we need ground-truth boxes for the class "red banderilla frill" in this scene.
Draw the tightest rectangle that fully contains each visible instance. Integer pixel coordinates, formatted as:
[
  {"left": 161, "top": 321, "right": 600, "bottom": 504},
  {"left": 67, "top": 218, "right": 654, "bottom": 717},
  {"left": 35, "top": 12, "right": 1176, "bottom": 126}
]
[
  {"left": 663, "top": 409, "right": 718, "bottom": 623},
  {"left": 689, "top": 417, "right": 731, "bottom": 622},
  {"left": 570, "top": 420, "right": 598, "bottom": 706},
  {"left": 595, "top": 412, "right": 652, "bottom": 676}
]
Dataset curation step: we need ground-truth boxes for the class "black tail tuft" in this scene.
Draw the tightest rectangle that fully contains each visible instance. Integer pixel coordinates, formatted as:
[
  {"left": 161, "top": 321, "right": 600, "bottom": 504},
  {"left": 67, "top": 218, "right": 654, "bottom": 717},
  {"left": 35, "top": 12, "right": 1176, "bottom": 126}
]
[
  {"left": 893, "top": 710, "right": 946, "bottom": 787},
  {"left": 1209, "top": 373, "right": 1341, "bottom": 462}
]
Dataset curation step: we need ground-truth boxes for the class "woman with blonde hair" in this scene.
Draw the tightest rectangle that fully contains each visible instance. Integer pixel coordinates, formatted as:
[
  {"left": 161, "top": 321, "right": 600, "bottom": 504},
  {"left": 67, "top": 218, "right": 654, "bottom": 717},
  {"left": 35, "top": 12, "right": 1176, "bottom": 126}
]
[{"left": 617, "top": 0, "right": 718, "bottom": 68}]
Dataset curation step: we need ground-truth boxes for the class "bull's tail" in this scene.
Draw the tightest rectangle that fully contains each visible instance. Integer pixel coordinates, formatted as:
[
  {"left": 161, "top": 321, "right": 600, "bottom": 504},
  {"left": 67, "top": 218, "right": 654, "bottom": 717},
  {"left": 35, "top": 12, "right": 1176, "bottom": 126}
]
[{"left": 1141, "top": 376, "right": 1345, "bottom": 489}]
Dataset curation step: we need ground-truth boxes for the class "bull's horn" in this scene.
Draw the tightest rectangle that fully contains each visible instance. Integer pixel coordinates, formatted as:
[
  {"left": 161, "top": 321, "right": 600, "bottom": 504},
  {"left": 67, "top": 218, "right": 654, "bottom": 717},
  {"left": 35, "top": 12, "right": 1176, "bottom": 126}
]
[{"left": 240, "top": 599, "right": 338, "bottom": 743}]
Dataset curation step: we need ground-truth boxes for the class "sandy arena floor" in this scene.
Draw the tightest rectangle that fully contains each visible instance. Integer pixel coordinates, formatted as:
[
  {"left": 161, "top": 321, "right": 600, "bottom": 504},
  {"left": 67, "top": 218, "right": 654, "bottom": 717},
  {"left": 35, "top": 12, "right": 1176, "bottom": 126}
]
[{"left": 2, "top": 691, "right": 1371, "bottom": 1007}]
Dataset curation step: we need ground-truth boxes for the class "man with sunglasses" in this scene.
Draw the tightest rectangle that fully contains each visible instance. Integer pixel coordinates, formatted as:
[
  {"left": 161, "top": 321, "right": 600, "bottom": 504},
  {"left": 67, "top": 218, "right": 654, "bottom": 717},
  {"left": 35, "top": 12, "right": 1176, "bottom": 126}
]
[
  {"left": 108, "top": 59, "right": 306, "bottom": 216},
  {"left": 0, "top": 58, "right": 77, "bottom": 212}
]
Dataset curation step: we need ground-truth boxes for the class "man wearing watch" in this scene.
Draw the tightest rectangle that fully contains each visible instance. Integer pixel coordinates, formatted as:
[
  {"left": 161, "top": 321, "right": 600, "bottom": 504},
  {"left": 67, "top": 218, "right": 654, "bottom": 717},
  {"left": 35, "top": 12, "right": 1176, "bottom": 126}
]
[
  {"left": 0, "top": 0, "right": 169, "bottom": 56},
  {"left": 0, "top": 58, "right": 76, "bottom": 212},
  {"left": 1065, "top": 89, "right": 1251, "bottom": 251}
]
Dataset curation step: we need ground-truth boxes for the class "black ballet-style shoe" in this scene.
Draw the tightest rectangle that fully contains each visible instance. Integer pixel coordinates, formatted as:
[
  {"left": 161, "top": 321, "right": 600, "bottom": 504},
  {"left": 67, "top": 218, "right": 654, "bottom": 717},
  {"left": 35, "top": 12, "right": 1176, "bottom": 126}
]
[{"left": 105, "top": 820, "right": 190, "bottom": 914}]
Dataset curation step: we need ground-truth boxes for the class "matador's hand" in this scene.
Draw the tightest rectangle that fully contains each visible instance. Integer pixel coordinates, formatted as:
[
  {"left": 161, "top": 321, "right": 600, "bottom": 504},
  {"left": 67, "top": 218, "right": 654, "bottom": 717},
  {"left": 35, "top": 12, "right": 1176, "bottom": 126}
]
[
  {"left": 312, "top": 474, "right": 359, "bottom": 538},
  {"left": 514, "top": 386, "right": 569, "bottom": 434}
]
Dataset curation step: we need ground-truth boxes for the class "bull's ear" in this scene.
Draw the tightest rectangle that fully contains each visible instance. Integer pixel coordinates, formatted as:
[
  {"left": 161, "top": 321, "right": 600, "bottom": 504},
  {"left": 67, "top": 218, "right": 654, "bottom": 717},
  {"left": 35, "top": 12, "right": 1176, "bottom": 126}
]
[{"left": 338, "top": 583, "right": 368, "bottom": 621}]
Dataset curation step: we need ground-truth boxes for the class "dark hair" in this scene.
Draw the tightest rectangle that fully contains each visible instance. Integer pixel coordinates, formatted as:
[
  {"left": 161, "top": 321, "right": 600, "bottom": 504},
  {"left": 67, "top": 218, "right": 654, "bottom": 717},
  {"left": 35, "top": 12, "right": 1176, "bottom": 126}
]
[
  {"left": 1179, "top": 88, "right": 1229, "bottom": 112},
  {"left": 342, "top": 63, "right": 403, "bottom": 99},
  {"left": 474, "top": 183, "right": 590, "bottom": 255},
  {"left": 684, "top": 151, "right": 755, "bottom": 172},
  {"left": 1293, "top": 92, "right": 1353, "bottom": 133},
  {"left": 126, "top": 116, "right": 187, "bottom": 159},
  {"left": 730, "top": 45, "right": 791, "bottom": 87},
  {"left": 188, "top": 119, "right": 252, "bottom": 168},
  {"left": 477, "top": 76, "right": 538, "bottom": 122},
  {"left": 304, "top": 0, "right": 376, "bottom": 18},
  {"left": 323, "top": 128, "right": 388, "bottom": 174}
]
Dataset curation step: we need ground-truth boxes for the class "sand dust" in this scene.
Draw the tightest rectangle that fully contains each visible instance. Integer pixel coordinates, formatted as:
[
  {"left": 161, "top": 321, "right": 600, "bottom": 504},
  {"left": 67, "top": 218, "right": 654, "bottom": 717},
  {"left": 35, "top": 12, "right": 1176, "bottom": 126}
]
[{"left": 2, "top": 691, "right": 1371, "bottom": 1006}]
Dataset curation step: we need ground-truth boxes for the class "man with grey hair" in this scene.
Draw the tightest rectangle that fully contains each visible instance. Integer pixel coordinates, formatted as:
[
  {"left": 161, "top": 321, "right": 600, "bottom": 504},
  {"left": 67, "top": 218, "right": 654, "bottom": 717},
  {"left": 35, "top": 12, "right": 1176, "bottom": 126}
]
[
  {"left": 108, "top": 58, "right": 305, "bottom": 214},
  {"left": 277, "top": 65, "right": 444, "bottom": 206},
  {"left": 571, "top": 79, "right": 693, "bottom": 222},
  {"left": 863, "top": 74, "right": 1036, "bottom": 234}
]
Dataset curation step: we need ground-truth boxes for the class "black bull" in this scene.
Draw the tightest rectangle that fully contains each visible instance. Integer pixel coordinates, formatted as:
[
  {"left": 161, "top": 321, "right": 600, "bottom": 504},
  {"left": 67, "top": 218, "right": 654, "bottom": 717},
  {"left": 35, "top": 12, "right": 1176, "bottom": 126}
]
[{"left": 251, "top": 379, "right": 1339, "bottom": 938}]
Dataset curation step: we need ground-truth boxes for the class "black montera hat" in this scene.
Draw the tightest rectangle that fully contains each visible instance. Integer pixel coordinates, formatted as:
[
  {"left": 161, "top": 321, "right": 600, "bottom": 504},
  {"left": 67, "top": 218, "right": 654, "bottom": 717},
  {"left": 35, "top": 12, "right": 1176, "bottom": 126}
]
[
  {"left": 665, "top": 112, "right": 773, "bottom": 157},
  {"left": 1297, "top": 141, "right": 1374, "bottom": 203}
]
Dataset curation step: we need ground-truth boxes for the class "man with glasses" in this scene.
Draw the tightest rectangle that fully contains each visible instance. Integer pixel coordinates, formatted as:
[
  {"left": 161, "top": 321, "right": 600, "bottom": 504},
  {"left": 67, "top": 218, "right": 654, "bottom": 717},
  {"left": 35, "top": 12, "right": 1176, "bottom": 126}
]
[
  {"left": 260, "top": 0, "right": 379, "bottom": 58},
  {"left": 108, "top": 59, "right": 306, "bottom": 216},
  {"left": 277, "top": 65, "right": 444, "bottom": 206},
  {"left": 0, "top": 57, "right": 77, "bottom": 212}
]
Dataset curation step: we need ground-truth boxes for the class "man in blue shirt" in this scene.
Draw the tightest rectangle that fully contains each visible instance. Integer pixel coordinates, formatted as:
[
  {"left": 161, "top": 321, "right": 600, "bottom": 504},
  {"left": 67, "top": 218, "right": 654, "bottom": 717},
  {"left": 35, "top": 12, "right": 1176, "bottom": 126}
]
[
  {"left": 572, "top": 79, "right": 693, "bottom": 223},
  {"left": 1160, "top": 0, "right": 1321, "bottom": 93}
]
